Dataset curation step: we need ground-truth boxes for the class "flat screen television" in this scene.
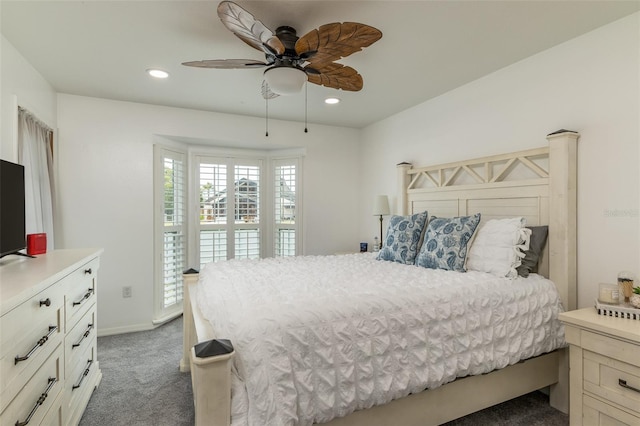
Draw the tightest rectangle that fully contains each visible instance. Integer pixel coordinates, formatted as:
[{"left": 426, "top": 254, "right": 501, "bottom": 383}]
[{"left": 0, "top": 159, "right": 27, "bottom": 258}]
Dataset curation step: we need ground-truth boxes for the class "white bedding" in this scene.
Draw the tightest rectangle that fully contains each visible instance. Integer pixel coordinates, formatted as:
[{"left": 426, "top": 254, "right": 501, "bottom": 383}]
[{"left": 196, "top": 253, "right": 566, "bottom": 426}]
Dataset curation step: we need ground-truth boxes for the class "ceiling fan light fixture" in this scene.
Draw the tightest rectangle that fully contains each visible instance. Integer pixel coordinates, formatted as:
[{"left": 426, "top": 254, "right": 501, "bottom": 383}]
[
  {"left": 264, "top": 66, "right": 307, "bottom": 96},
  {"left": 147, "top": 69, "right": 169, "bottom": 79},
  {"left": 324, "top": 97, "right": 340, "bottom": 105}
]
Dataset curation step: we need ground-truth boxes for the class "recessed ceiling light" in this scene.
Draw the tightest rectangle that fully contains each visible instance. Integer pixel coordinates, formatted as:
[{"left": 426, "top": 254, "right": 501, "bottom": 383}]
[
  {"left": 147, "top": 69, "right": 169, "bottom": 79},
  {"left": 324, "top": 97, "right": 340, "bottom": 105}
]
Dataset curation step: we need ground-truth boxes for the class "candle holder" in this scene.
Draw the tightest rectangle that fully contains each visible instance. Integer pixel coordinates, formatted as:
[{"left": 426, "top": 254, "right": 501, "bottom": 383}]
[
  {"left": 618, "top": 271, "right": 635, "bottom": 304},
  {"left": 598, "top": 283, "right": 619, "bottom": 305}
]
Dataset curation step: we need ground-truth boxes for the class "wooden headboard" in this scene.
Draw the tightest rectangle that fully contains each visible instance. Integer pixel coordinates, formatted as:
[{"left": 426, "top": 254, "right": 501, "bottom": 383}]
[{"left": 396, "top": 131, "right": 578, "bottom": 311}]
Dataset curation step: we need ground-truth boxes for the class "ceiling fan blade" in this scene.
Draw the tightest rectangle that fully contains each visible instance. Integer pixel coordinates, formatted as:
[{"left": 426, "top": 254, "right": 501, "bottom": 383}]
[
  {"left": 217, "top": 1, "right": 285, "bottom": 56},
  {"left": 305, "top": 63, "right": 363, "bottom": 92},
  {"left": 261, "top": 81, "right": 279, "bottom": 100},
  {"left": 295, "top": 22, "right": 382, "bottom": 66},
  {"left": 182, "top": 59, "right": 268, "bottom": 69}
]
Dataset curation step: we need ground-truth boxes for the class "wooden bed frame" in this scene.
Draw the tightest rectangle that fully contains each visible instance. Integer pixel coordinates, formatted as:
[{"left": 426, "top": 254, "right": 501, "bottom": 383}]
[{"left": 181, "top": 130, "right": 579, "bottom": 425}]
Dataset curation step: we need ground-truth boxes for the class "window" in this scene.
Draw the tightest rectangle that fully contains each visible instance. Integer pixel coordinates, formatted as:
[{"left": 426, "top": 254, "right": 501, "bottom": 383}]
[
  {"left": 274, "top": 158, "right": 300, "bottom": 257},
  {"left": 154, "top": 145, "right": 302, "bottom": 322},
  {"left": 196, "top": 157, "right": 262, "bottom": 268},
  {"left": 153, "top": 146, "right": 186, "bottom": 323}
]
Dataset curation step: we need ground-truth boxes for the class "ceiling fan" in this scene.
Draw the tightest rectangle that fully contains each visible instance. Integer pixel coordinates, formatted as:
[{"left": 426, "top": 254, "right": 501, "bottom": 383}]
[{"left": 183, "top": 1, "right": 383, "bottom": 98}]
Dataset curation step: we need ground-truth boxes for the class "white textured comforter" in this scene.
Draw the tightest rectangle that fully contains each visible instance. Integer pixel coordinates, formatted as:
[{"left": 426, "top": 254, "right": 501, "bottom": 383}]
[{"left": 196, "top": 253, "right": 565, "bottom": 426}]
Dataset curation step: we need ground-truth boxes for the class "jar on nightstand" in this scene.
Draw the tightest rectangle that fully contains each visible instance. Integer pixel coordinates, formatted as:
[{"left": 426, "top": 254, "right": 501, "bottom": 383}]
[{"left": 618, "top": 271, "right": 635, "bottom": 303}]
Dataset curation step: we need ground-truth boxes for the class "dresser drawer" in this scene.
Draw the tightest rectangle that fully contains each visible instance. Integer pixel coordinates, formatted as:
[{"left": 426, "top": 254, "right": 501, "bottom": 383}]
[
  {"left": 40, "top": 390, "right": 64, "bottom": 426},
  {"left": 66, "top": 307, "right": 96, "bottom": 375},
  {"left": 584, "top": 394, "right": 640, "bottom": 425},
  {"left": 65, "top": 258, "right": 99, "bottom": 329},
  {"left": 584, "top": 350, "right": 640, "bottom": 416},
  {"left": 0, "top": 344, "right": 63, "bottom": 426},
  {"left": 0, "top": 288, "right": 63, "bottom": 410},
  {"left": 65, "top": 342, "right": 99, "bottom": 426}
]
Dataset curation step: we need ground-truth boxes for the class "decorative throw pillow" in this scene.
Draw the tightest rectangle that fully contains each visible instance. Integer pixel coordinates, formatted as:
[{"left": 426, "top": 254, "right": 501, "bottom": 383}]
[
  {"left": 466, "top": 217, "right": 532, "bottom": 278},
  {"left": 414, "top": 213, "right": 481, "bottom": 272},
  {"left": 376, "top": 211, "right": 428, "bottom": 264},
  {"left": 517, "top": 226, "right": 549, "bottom": 278}
]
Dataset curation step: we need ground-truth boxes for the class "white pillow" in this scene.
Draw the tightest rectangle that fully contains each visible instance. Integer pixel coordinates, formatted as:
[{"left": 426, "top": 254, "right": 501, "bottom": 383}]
[{"left": 466, "top": 217, "right": 531, "bottom": 278}]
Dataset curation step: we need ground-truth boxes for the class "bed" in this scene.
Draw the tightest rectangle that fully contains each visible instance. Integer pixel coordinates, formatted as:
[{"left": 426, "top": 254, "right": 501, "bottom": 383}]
[{"left": 181, "top": 130, "right": 579, "bottom": 425}]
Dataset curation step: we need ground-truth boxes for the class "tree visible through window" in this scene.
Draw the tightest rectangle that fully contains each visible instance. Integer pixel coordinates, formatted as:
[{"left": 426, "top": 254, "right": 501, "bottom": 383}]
[{"left": 154, "top": 147, "right": 186, "bottom": 322}]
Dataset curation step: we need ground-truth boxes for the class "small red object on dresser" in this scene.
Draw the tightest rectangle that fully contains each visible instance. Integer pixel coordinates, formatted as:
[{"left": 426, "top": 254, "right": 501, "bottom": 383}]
[{"left": 27, "top": 233, "right": 47, "bottom": 255}]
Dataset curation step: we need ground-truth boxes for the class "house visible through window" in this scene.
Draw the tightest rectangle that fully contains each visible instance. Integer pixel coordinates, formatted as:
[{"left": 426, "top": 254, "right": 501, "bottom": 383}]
[{"left": 196, "top": 157, "right": 262, "bottom": 268}]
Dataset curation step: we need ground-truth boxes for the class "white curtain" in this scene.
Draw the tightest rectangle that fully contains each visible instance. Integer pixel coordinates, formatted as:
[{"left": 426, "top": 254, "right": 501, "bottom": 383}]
[{"left": 18, "top": 108, "right": 55, "bottom": 250}]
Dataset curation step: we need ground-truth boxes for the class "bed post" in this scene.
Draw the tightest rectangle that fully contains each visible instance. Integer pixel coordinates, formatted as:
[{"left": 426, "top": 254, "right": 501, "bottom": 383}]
[
  {"left": 397, "top": 162, "right": 412, "bottom": 215},
  {"left": 181, "top": 270, "right": 200, "bottom": 373},
  {"left": 546, "top": 130, "right": 579, "bottom": 312},
  {"left": 546, "top": 129, "right": 579, "bottom": 414}
]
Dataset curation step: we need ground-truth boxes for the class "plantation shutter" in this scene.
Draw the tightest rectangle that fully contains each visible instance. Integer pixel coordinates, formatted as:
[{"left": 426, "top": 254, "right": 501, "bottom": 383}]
[
  {"left": 154, "top": 145, "right": 187, "bottom": 323},
  {"left": 274, "top": 158, "right": 300, "bottom": 257}
]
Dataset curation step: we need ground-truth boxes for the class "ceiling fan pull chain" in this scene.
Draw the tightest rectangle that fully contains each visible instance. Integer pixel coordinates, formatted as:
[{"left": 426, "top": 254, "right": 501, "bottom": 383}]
[
  {"left": 265, "top": 96, "right": 269, "bottom": 137},
  {"left": 304, "top": 82, "right": 308, "bottom": 133}
]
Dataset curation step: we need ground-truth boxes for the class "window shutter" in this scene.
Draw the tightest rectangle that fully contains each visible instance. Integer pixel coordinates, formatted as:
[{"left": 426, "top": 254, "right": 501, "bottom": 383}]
[
  {"left": 154, "top": 145, "right": 187, "bottom": 323},
  {"left": 274, "top": 159, "right": 299, "bottom": 257}
]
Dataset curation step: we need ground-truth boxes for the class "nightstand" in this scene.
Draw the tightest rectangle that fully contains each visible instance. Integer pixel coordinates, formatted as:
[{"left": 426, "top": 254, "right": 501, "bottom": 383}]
[{"left": 559, "top": 308, "right": 640, "bottom": 425}]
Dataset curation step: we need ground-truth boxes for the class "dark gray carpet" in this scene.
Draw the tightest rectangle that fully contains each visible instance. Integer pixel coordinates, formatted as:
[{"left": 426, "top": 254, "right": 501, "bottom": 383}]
[{"left": 80, "top": 317, "right": 568, "bottom": 426}]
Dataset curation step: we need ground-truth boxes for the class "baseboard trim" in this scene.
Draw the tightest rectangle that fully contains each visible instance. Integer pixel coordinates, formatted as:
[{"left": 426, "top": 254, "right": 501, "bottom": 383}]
[{"left": 98, "top": 323, "right": 156, "bottom": 337}]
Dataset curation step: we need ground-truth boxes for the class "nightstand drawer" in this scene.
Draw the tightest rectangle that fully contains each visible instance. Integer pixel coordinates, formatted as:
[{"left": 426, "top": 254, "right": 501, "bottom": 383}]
[
  {"left": 584, "top": 394, "right": 639, "bottom": 425},
  {"left": 584, "top": 350, "right": 640, "bottom": 416},
  {"left": 581, "top": 330, "right": 640, "bottom": 368}
]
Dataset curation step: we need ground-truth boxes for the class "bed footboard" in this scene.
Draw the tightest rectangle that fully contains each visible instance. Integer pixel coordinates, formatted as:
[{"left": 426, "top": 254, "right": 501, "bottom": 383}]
[
  {"left": 181, "top": 271, "right": 234, "bottom": 426},
  {"left": 191, "top": 344, "right": 234, "bottom": 426}
]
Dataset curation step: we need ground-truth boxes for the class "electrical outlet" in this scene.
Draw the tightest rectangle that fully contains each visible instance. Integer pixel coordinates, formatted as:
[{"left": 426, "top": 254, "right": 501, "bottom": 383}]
[{"left": 122, "top": 286, "right": 132, "bottom": 298}]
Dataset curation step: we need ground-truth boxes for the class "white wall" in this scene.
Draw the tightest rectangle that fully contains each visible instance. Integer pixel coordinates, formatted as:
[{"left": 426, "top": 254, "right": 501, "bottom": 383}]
[
  {"left": 4, "top": 12, "right": 640, "bottom": 334},
  {"left": 1, "top": 35, "right": 57, "bottom": 161},
  {"left": 56, "top": 95, "right": 361, "bottom": 334},
  {"left": 359, "top": 13, "right": 640, "bottom": 309}
]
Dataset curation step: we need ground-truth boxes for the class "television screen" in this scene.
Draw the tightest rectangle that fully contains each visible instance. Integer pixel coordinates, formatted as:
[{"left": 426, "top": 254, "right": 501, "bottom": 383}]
[{"left": 0, "top": 159, "right": 26, "bottom": 258}]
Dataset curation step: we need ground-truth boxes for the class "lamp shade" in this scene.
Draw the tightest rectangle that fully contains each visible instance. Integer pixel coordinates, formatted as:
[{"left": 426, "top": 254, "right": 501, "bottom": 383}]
[
  {"left": 264, "top": 66, "right": 308, "bottom": 96},
  {"left": 372, "top": 195, "right": 390, "bottom": 216}
]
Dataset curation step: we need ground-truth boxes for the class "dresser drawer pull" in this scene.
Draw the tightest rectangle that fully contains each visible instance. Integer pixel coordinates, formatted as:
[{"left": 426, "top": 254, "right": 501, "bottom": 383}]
[
  {"left": 619, "top": 379, "right": 640, "bottom": 394},
  {"left": 84, "top": 268, "right": 92, "bottom": 275},
  {"left": 72, "top": 359, "right": 93, "bottom": 390},
  {"left": 15, "top": 377, "right": 57, "bottom": 426},
  {"left": 72, "top": 288, "right": 94, "bottom": 306},
  {"left": 15, "top": 326, "right": 58, "bottom": 365},
  {"left": 72, "top": 324, "right": 94, "bottom": 349},
  {"left": 39, "top": 298, "right": 51, "bottom": 307}
]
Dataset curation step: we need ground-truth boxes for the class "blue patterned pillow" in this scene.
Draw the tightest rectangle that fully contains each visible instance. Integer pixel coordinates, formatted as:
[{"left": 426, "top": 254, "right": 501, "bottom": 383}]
[
  {"left": 376, "top": 211, "right": 428, "bottom": 264},
  {"left": 415, "top": 213, "right": 481, "bottom": 272}
]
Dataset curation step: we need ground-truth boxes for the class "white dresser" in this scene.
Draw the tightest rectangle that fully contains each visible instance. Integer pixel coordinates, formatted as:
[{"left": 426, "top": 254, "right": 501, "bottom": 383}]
[
  {"left": 0, "top": 249, "right": 103, "bottom": 426},
  {"left": 559, "top": 308, "right": 640, "bottom": 425}
]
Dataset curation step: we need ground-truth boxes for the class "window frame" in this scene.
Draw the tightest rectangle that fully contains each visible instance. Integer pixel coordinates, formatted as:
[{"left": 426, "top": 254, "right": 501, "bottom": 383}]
[
  {"left": 271, "top": 156, "right": 302, "bottom": 257},
  {"left": 153, "top": 145, "right": 188, "bottom": 324},
  {"left": 193, "top": 154, "right": 265, "bottom": 268},
  {"left": 153, "top": 144, "right": 304, "bottom": 323}
]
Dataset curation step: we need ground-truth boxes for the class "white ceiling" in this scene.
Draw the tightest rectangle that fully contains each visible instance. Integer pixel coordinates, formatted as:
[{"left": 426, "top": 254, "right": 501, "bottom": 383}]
[{"left": 2, "top": 1, "right": 639, "bottom": 129}]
